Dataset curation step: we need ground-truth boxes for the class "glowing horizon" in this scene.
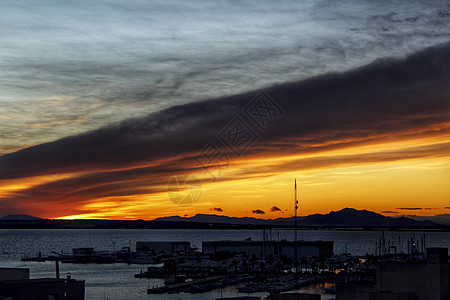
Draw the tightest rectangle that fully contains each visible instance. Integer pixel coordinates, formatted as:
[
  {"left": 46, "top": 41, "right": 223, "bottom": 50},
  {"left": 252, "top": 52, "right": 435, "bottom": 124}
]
[{"left": 46, "top": 129, "right": 450, "bottom": 221}]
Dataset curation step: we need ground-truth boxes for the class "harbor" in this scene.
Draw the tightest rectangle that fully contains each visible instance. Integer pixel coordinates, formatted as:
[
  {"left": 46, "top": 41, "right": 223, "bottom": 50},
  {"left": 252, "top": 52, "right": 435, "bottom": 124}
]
[{"left": 10, "top": 229, "right": 449, "bottom": 299}]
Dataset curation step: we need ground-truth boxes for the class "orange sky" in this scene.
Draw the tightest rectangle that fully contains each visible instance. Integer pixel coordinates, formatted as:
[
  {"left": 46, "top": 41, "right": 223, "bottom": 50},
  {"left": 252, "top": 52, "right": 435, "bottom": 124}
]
[
  {"left": 58, "top": 133, "right": 450, "bottom": 220},
  {"left": 1, "top": 125, "right": 447, "bottom": 220}
]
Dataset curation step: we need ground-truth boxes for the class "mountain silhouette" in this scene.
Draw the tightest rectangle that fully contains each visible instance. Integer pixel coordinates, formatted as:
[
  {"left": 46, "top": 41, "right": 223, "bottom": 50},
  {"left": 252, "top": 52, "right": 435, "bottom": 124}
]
[
  {"left": 0, "top": 214, "right": 43, "bottom": 221},
  {"left": 154, "top": 208, "right": 440, "bottom": 227}
]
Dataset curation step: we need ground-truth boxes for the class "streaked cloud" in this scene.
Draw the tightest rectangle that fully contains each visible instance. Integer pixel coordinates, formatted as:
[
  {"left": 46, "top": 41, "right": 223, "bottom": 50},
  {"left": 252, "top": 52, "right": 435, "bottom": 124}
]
[
  {"left": 396, "top": 208, "right": 434, "bottom": 211},
  {"left": 1, "top": 0, "right": 450, "bottom": 153}
]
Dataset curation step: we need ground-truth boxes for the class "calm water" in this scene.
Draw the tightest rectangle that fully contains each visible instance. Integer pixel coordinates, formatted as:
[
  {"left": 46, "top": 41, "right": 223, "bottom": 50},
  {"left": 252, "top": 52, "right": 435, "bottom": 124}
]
[{"left": 0, "top": 229, "right": 449, "bottom": 299}]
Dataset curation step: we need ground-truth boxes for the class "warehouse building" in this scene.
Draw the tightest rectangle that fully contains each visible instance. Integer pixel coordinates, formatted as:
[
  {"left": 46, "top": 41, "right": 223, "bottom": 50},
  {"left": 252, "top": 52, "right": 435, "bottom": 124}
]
[
  {"left": 202, "top": 240, "right": 333, "bottom": 259},
  {"left": 136, "top": 241, "right": 190, "bottom": 253}
]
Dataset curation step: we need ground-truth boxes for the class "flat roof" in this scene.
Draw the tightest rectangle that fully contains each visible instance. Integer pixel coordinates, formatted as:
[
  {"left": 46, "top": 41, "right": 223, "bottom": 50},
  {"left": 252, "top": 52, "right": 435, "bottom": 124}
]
[
  {"left": 137, "top": 241, "right": 190, "bottom": 243},
  {"left": 203, "top": 240, "right": 333, "bottom": 244},
  {"left": 0, "top": 278, "right": 84, "bottom": 284}
]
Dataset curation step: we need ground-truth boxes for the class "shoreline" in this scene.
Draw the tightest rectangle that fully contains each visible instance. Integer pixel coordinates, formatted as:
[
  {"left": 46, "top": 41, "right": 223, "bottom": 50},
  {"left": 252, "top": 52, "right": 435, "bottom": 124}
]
[{"left": 0, "top": 219, "right": 448, "bottom": 232}]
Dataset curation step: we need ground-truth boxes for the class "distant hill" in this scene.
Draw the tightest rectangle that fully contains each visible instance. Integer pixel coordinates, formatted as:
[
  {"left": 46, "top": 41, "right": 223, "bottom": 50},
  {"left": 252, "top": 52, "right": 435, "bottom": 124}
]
[
  {"left": 154, "top": 214, "right": 272, "bottom": 225},
  {"left": 301, "top": 208, "right": 437, "bottom": 227},
  {"left": 0, "top": 214, "right": 43, "bottom": 221},
  {"left": 408, "top": 214, "right": 450, "bottom": 226},
  {"left": 154, "top": 208, "right": 440, "bottom": 227}
]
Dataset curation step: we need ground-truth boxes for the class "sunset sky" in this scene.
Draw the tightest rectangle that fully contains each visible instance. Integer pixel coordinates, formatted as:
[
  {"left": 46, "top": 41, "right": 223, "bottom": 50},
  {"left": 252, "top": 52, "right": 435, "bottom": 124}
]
[{"left": 0, "top": 0, "right": 449, "bottom": 221}]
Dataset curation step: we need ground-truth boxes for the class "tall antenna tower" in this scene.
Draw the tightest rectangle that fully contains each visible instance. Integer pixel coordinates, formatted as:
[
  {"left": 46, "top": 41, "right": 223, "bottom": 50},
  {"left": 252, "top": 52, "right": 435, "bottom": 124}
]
[{"left": 294, "top": 178, "right": 299, "bottom": 271}]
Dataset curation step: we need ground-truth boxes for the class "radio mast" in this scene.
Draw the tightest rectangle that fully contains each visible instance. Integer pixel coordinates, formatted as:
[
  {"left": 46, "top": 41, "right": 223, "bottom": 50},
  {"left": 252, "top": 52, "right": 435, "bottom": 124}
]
[{"left": 294, "top": 178, "right": 299, "bottom": 272}]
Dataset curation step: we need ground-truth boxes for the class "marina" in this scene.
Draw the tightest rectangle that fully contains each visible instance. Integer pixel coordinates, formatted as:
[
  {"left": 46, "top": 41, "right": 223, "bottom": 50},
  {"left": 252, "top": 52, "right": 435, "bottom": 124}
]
[{"left": 3, "top": 228, "right": 447, "bottom": 299}]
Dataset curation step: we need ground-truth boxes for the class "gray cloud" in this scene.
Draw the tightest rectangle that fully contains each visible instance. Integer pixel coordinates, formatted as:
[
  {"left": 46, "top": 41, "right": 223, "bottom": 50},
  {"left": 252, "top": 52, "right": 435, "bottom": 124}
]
[
  {"left": 252, "top": 209, "right": 265, "bottom": 215},
  {"left": 1, "top": 0, "right": 450, "bottom": 153},
  {"left": 1, "top": 40, "right": 449, "bottom": 178}
]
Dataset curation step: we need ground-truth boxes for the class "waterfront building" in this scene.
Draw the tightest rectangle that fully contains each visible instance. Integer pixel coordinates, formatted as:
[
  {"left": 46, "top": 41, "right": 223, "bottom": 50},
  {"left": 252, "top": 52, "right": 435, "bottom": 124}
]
[
  {"left": 202, "top": 240, "right": 333, "bottom": 259},
  {"left": 0, "top": 268, "right": 85, "bottom": 300},
  {"left": 136, "top": 241, "right": 190, "bottom": 253}
]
